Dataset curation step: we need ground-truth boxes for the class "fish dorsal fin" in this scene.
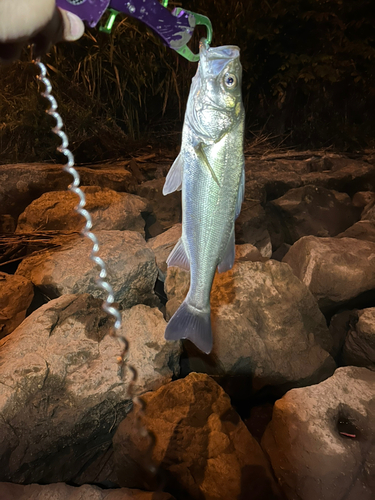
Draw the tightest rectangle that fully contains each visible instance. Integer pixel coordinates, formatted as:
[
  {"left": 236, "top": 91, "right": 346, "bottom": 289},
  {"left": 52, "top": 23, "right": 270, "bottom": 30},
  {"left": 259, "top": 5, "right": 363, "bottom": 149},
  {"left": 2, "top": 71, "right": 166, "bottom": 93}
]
[
  {"left": 163, "top": 153, "right": 183, "bottom": 195},
  {"left": 218, "top": 227, "right": 235, "bottom": 273},
  {"left": 235, "top": 163, "right": 245, "bottom": 219},
  {"left": 194, "top": 143, "right": 221, "bottom": 187},
  {"left": 166, "top": 237, "right": 190, "bottom": 271}
]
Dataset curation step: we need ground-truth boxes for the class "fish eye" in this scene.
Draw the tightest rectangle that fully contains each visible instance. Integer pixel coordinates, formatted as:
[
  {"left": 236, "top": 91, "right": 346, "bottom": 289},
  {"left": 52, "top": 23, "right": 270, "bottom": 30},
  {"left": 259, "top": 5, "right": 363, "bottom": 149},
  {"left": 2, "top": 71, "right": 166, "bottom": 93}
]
[{"left": 223, "top": 73, "right": 237, "bottom": 89}]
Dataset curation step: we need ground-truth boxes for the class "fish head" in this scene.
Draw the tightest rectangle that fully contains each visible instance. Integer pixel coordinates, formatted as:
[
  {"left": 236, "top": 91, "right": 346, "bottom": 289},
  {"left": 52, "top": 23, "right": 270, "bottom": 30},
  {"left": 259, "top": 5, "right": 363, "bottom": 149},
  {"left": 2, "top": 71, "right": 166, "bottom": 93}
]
[{"left": 186, "top": 42, "right": 244, "bottom": 144}]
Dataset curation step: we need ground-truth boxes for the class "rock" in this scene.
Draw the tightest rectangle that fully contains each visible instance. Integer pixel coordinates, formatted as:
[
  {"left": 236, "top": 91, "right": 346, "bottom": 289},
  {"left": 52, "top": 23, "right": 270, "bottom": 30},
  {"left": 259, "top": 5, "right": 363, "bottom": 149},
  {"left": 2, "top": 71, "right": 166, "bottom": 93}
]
[
  {"left": 235, "top": 201, "right": 272, "bottom": 258},
  {"left": 0, "top": 163, "right": 137, "bottom": 220},
  {"left": 235, "top": 243, "right": 267, "bottom": 262},
  {"left": 0, "top": 214, "right": 15, "bottom": 233},
  {"left": 136, "top": 178, "right": 181, "bottom": 238},
  {"left": 245, "top": 155, "right": 375, "bottom": 200},
  {"left": 147, "top": 224, "right": 182, "bottom": 281},
  {"left": 262, "top": 366, "right": 375, "bottom": 500},
  {"left": 352, "top": 191, "right": 375, "bottom": 209},
  {"left": 283, "top": 236, "right": 375, "bottom": 311},
  {"left": 16, "top": 187, "right": 151, "bottom": 236},
  {"left": 362, "top": 201, "right": 375, "bottom": 222},
  {"left": 0, "top": 295, "right": 180, "bottom": 484},
  {"left": 113, "top": 372, "right": 283, "bottom": 500},
  {"left": 0, "top": 272, "right": 34, "bottom": 339},
  {"left": 336, "top": 220, "right": 375, "bottom": 243},
  {"left": 165, "top": 260, "right": 335, "bottom": 394},
  {"left": 0, "top": 482, "right": 175, "bottom": 499},
  {"left": 328, "top": 310, "right": 353, "bottom": 360},
  {"left": 268, "top": 185, "right": 360, "bottom": 245},
  {"left": 15, "top": 230, "right": 158, "bottom": 308},
  {"left": 341, "top": 308, "right": 375, "bottom": 368},
  {"left": 120, "top": 305, "right": 181, "bottom": 393}
]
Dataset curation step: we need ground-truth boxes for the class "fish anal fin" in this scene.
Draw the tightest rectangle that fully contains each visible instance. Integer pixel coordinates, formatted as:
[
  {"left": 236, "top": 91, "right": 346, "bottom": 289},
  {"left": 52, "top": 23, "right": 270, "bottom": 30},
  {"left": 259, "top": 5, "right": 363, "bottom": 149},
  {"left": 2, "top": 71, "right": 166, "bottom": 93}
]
[
  {"left": 165, "top": 301, "right": 213, "bottom": 354},
  {"left": 166, "top": 238, "right": 190, "bottom": 271},
  {"left": 218, "top": 228, "right": 235, "bottom": 273},
  {"left": 163, "top": 153, "right": 183, "bottom": 195}
]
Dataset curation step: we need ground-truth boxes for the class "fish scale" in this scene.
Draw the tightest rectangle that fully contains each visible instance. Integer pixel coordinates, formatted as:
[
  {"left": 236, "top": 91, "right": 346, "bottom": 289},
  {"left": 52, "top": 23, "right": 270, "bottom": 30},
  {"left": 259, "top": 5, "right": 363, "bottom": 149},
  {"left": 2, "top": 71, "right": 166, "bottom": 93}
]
[{"left": 163, "top": 41, "right": 245, "bottom": 354}]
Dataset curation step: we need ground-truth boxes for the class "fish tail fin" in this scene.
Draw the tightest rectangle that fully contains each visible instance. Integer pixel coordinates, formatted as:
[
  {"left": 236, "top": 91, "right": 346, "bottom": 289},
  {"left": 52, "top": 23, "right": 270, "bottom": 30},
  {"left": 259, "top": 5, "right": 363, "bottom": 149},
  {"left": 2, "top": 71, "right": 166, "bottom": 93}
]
[{"left": 165, "top": 300, "right": 213, "bottom": 354}]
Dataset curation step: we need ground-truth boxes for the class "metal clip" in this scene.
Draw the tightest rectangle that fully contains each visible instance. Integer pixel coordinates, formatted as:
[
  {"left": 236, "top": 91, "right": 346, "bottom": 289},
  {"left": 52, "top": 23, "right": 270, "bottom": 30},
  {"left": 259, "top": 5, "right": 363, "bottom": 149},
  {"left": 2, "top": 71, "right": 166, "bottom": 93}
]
[{"left": 173, "top": 9, "right": 213, "bottom": 62}]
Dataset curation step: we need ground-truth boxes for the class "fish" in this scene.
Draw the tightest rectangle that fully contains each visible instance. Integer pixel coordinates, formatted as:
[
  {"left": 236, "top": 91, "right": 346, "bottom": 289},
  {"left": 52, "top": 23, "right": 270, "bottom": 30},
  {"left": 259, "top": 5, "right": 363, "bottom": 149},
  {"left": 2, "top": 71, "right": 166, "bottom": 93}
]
[{"left": 162, "top": 41, "right": 245, "bottom": 354}]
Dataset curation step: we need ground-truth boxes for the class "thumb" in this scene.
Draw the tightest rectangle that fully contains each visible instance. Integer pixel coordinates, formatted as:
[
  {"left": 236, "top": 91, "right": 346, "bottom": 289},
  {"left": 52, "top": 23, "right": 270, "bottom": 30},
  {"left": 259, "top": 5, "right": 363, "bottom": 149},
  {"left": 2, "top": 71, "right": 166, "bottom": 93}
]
[{"left": 59, "top": 9, "right": 85, "bottom": 41}]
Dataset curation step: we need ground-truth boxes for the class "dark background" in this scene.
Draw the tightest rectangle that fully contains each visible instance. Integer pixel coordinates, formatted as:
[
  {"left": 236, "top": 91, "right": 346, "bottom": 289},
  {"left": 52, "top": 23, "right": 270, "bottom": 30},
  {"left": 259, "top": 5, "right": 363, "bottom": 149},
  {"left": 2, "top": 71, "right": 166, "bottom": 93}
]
[{"left": 1, "top": 0, "right": 374, "bottom": 163}]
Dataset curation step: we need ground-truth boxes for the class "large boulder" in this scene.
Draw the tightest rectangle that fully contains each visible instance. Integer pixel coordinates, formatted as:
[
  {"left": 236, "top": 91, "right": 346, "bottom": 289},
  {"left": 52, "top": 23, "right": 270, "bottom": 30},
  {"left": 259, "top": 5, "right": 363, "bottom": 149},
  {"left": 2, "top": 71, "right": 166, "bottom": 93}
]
[
  {"left": 15, "top": 187, "right": 150, "bottom": 236},
  {"left": 0, "top": 295, "right": 180, "bottom": 484},
  {"left": 262, "top": 366, "right": 375, "bottom": 500},
  {"left": 268, "top": 185, "right": 359, "bottom": 245},
  {"left": 0, "top": 163, "right": 137, "bottom": 220},
  {"left": 113, "top": 372, "right": 283, "bottom": 500},
  {"left": 15, "top": 230, "right": 158, "bottom": 308},
  {"left": 283, "top": 236, "right": 375, "bottom": 311},
  {"left": 165, "top": 260, "right": 335, "bottom": 394},
  {"left": 0, "top": 272, "right": 34, "bottom": 339},
  {"left": 0, "top": 483, "right": 175, "bottom": 500}
]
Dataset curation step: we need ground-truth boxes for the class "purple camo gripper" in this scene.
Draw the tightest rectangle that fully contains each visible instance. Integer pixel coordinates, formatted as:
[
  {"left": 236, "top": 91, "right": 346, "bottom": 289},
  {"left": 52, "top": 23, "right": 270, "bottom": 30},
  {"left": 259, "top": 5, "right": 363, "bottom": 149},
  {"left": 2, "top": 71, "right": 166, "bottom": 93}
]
[{"left": 56, "top": 0, "right": 196, "bottom": 49}]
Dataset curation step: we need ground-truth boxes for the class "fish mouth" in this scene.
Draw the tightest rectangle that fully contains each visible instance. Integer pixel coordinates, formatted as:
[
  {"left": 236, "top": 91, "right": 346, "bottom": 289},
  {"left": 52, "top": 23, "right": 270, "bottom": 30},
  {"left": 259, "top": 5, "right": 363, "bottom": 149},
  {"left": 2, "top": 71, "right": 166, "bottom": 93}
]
[
  {"left": 200, "top": 42, "right": 240, "bottom": 60},
  {"left": 199, "top": 44, "right": 241, "bottom": 78}
]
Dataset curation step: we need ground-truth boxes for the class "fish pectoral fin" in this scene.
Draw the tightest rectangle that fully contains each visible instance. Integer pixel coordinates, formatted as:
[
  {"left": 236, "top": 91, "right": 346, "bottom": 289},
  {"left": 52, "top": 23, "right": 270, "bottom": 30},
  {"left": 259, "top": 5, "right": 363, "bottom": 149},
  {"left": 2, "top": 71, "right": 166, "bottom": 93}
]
[
  {"left": 218, "top": 228, "right": 235, "bottom": 273},
  {"left": 194, "top": 143, "right": 221, "bottom": 187},
  {"left": 163, "top": 153, "right": 183, "bottom": 195},
  {"left": 166, "top": 238, "right": 190, "bottom": 271},
  {"left": 165, "top": 300, "right": 213, "bottom": 354},
  {"left": 235, "top": 163, "right": 245, "bottom": 219}
]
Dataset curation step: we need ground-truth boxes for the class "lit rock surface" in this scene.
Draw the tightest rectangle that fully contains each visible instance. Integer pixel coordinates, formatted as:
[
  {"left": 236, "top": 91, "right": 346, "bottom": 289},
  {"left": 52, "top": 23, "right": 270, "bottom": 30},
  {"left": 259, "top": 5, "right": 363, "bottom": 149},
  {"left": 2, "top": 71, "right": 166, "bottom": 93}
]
[
  {"left": 262, "top": 366, "right": 375, "bottom": 500},
  {"left": 283, "top": 236, "right": 375, "bottom": 310},
  {"left": 0, "top": 271, "right": 33, "bottom": 339},
  {"left": 352, "top": 191, "right": 375, "bottom": 209},
  {"left": 15, "top": 230, "right": 158, "bottom": 307},
  {"left": 165, "top": 260, "right": 335, "bottom": 394},
  {"left": 336, "top": 220, "right": 375, "bottom": 243},
  {"left": 16, "top": 187, "right": 150, "bottom": 236},
  {"left": 0, "top": 295, "right": 179, "bottom": 484},
  {"left": 341, "top": 308, "right": 375, "bottom": 368},
  {"left": 0, "top": 163, "right": 137, "bottom": 219},
  {"left": 0, "top": 483, "right": 175, "bottom": 500},
  {"left": 269, "top": 185, "right": 359, "bottom": 244},
  {"left": 113, "top": 372, "right": 283, "bottom": 500}
]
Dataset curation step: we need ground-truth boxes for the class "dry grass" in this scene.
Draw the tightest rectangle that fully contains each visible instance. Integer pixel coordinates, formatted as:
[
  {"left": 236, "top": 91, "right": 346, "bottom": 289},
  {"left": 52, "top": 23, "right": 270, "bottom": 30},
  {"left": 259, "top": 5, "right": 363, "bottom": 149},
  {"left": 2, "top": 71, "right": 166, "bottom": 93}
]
[{"left": 0, "top": 231, "right": 80, "bottom": 266}]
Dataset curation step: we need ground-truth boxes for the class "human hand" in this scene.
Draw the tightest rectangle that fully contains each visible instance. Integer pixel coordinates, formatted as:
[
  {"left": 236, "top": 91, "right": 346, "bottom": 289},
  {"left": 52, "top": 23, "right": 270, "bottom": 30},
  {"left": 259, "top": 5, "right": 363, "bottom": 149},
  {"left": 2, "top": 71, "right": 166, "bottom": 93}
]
[{"left": 0, "top": 0, "right": 85, "bottom": 63}]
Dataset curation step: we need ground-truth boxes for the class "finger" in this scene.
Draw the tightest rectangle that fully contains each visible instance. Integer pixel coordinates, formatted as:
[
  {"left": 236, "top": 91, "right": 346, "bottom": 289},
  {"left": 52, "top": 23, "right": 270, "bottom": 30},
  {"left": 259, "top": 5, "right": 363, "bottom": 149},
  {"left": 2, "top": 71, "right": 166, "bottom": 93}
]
[{"left": 30, "top": 7, "right": 84, "bottom": 58}]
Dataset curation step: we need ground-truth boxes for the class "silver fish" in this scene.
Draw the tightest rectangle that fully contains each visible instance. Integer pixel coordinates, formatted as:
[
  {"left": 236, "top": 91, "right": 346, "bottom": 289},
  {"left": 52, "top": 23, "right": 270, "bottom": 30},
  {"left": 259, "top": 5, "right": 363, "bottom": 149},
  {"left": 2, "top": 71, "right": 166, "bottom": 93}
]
[{"left": 162, "top": 41, "right": 245, "bottom": 354}]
